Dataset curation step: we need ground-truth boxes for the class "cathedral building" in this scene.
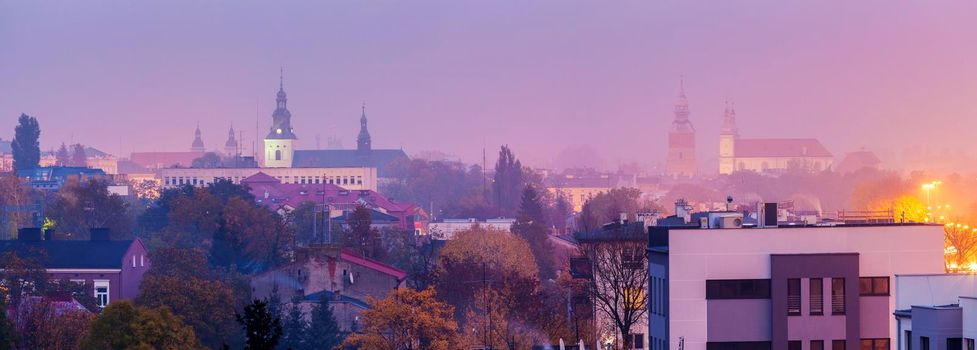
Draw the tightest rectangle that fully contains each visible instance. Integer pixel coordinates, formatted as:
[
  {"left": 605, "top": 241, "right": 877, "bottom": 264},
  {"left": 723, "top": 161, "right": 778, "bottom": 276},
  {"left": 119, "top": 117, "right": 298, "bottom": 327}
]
[
  {"left": 717, "top": 103, "right": 833, "bottom": 174},
  {"left": 261, "top": 74, "right": 408, "bottom": 180},
  {"left": 665, "top": 79, "right": 697, "bottom": 178}
]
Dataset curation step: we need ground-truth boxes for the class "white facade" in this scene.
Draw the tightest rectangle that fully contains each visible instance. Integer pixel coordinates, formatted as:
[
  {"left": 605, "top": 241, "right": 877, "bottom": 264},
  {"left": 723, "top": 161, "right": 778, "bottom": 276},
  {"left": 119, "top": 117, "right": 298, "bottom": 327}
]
[
  {"left": 427, "top": 218, "right": 516, "bottom": 239},
  {"left": 263, "top": 138, "right": 295, "bottom": 168},
  {"left": 161, "top": 167, "right": 378, "bottom": 191},
  {"left": 665, "top": 225, "right": 945, "bottom": 350}
]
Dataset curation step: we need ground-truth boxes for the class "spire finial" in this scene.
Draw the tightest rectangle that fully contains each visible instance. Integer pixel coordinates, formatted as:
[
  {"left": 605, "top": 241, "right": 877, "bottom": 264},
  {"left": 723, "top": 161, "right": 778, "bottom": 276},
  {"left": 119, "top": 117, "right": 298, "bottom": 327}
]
[
  {"left": 679, "top": 74, "right": 686, "bottom": 97},
  {"left": 362, "top": 101, "right": 366, "bottom": 115},
  {"left": 279, "top": 67, "right": 284, "bottom": 90}
]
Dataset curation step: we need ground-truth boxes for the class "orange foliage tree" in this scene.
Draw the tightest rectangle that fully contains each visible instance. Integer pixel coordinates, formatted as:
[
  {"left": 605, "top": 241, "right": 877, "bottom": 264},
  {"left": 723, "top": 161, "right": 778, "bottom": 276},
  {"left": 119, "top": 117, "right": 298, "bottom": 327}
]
[{"left": 342, "top": 287, "right": 461, "bottom": 350}]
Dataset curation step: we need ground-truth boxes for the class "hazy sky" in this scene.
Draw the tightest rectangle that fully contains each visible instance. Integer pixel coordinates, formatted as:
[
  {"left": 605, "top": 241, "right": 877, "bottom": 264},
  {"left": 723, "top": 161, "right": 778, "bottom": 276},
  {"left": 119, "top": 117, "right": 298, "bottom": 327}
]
[{"left": 2, "top": 1, "right": 977, "bottom": 171}]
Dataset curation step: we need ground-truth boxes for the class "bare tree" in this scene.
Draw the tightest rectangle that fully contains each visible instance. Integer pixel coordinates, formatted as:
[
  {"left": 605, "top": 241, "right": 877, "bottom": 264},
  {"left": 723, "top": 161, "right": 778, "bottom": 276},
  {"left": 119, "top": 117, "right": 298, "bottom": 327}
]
[
  {"left": 945, "top": 222, "right": 977, "bottom": 269},
  {"left": 578, "top": 228, "right": 648, "bottom": 350}
]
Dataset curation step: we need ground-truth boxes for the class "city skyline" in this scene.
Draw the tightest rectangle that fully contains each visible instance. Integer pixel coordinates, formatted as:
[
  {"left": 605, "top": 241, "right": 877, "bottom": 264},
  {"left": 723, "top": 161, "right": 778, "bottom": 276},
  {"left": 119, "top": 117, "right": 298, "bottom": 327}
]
[{"left": 3, "top": 1, "right": 977, "bottom": 173}]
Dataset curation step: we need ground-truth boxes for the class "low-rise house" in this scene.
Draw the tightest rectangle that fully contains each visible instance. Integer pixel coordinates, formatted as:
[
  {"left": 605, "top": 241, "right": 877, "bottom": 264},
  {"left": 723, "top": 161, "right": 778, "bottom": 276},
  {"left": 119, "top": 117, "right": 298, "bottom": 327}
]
[
  {"left": 0, "top": 228, "right": 150, "bottom": 309},
  {"left": 250, "top": 245, "right": 407, "bottom": 332},
  {"left": 427, "top": 218, "right": 516, "bottom": 239},
  {"left": 16, "top": 166, "right": 110, "bottom": 191}
]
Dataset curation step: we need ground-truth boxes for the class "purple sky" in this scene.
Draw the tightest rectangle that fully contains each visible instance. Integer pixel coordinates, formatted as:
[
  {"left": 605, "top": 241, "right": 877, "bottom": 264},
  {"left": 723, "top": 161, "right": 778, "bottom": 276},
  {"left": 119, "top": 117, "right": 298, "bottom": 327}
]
[{"left": 2, "top": 1, "right": 977, "bottom": 172}]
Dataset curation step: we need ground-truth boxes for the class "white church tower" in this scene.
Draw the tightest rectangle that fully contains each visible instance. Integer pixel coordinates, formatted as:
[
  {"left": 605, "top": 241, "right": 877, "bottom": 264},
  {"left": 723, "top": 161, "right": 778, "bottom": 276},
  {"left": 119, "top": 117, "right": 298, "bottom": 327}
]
[
  {"left": 718, "top": 102, "right": 739, "bottom": 175},
  {"left": 264, "top": 70, "right": 297, "bottom": 168}
]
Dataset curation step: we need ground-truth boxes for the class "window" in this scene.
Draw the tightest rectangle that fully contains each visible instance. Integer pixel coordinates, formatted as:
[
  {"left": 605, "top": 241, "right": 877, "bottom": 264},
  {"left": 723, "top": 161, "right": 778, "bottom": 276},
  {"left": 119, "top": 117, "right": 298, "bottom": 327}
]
[
  {"left": 948, "top": 338, "right": 962, "bottom": 350},
  {"left": 832, "top": 278, "right": 845, "bottom": 314},
  {"left": 966, "top": 338, "right": 974, "bottom": 350},
  {"left": 705, "top": 279, "right": 771, "bottom": 299},
  {"left": 94, "top": 280, "right": 110, "bottom": 308},
  {"left": 788, "top": 341, "right": 801, "bottom": 350},
  {"left": 132, "top": 255, "right": 136, "bottom": 267},
  {"left": 140, "top": 254, "right": 144, "bottom": 267},
  {"left": 810, "top": 278, "right": 824, "bottom": 315},
  {"left": 275, "top": 150, "right": 282, "bottom": 161},
  {"left": 788, "top": 278, "right": 801, "bottom": 315},
  {"left": 906, "top": 331, "right": 912, "bottom": 350},
  {"left": 833, "top": 340, "right": 846, "bottom": 350},
  {"left": 859, "top": 277, "right": 890, "bottom": 296},
  {"left": 861, "top": 339, "right": 889, "bottom": 350},
  {"left": 811, "top": 340, "right": 824, "bottom": 350},
  {"left": 920, "top": 337, "right": 930, "bottom": 350},
  {"left": 630, "top": 333, "right": 644, "bottom": 349}
]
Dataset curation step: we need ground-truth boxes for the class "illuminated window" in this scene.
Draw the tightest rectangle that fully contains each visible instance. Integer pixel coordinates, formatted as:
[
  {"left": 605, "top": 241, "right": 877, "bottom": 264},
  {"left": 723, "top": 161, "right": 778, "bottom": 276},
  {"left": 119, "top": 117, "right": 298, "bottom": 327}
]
[{"left": 94, "top": 280, "right": 110, "bottom": 308}]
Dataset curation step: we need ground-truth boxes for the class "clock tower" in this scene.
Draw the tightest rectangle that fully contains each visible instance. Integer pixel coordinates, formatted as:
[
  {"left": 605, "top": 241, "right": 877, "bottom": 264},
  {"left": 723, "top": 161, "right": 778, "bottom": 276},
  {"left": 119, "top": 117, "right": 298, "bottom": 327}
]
[{"left": 264, "top": 70, "right": 297, "bottom": 168}]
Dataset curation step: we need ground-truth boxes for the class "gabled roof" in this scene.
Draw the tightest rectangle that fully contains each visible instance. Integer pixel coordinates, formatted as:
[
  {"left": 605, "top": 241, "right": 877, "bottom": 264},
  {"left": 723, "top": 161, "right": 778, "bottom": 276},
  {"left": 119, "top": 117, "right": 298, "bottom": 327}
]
[
  {"left": 0, "top": 239, "right": 139, "bottom": 269},
  {"left": 242, "top": 172, "right": 417, "bottom": 215},
  {"left": 292, "top": 149, "right": 408, "bottom": 177},
  {"left": 734, "top": 138, "right": 832, "bottom": 158},
  {"left": 340, "top": 249, "right": 407, "bottom": 280}
]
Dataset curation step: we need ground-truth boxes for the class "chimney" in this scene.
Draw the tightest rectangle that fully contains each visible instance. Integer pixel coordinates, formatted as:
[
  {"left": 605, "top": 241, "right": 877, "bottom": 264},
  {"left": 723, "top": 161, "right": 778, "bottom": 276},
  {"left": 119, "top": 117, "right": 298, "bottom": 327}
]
[
  {"left": 90, "top": 228, "right": 111, "bottom": 241},
  {"left": 18, "top": 228, "right": 42, "bottom": 241},
  {"left": 675, "top": 199, "right": 692, "bottom": 224},
  {"left": 619, "top": 212, "right": 628, "bottom": 225},
  {"left": 43, "top": 228, "right": 54, "bottom": 241}
]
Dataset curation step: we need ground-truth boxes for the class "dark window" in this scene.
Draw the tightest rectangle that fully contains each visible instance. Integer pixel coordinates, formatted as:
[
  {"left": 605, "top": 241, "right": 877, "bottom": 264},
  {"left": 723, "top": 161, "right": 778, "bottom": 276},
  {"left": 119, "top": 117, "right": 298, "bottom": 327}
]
[
  {"left": 811, "top": 340, "right": 824, "bottom": 350},
  {"left": 811, "top": 278, "right": 824, "bottom": 315},
  {"left": 921, "top": 337, "right": 930, "bottom": 350},
  {"left": 832, "top": 278, "right": 846, "bottom": 314},
  {"left": 632, "top": 333, "right": 644, "bottom": 349},
  {"left": 788, "top": 278, "right": 801, "bottom": 315},
  {"left": 789, "top": 341, "right": 802, "bottom": 350},
  {"left": 705, "top": 342, "right": 772, "bottom": 350},
  {"left": 906, "top": 331, "right": 912, "bottom": 350},
  {"left": 967, "top": 338, "right": 974, "bottom": 350},
  {"left": 861, "top": 338, "right": 889, "bottom": 350},
  {"left": 859, "top": 277, "right": 890, "bottom": 296},
  {"left": 948, "top": 338, "right": 962, "bottom": 350},
  {"left": 833, "top": 340, "right": 846, "bottom": 350},
  {"left": 706, "top": 279, "right": 771, "bottom": 299}
]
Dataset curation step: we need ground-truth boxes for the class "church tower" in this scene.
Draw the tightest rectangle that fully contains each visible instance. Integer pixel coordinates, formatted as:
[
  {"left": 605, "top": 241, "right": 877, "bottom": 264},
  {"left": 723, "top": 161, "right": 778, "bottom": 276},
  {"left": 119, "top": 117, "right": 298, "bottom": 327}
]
[
  {"left": 224, "top": 124, "right": 239, "bottom": 156},
  {"left": 263, "top": 70, "right": 297, "bottom": 168},
  {"left": 357, "top": 102, "right": 372, "bottom": 153},
  {"left": 191, "top": 123, "right": 205, "bottom": 152},
  {"left": 718, "top": 102, "right": 739, "bottom": 175},
  {"left": 665, "top": 77, "right": 697, "bottom": 178}
]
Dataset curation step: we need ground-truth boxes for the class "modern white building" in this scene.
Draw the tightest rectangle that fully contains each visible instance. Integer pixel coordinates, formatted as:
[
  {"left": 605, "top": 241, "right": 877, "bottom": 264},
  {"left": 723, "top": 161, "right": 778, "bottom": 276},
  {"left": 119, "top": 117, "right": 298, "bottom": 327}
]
[
  {"left": 427, "top": 218, "right": 516, "bottom": 239},
  {"left": 649, "top": 223, "right": 945, "bottom": 350},
  {"left": 893, "top": 274, "right": 977, "bottom": 350}
]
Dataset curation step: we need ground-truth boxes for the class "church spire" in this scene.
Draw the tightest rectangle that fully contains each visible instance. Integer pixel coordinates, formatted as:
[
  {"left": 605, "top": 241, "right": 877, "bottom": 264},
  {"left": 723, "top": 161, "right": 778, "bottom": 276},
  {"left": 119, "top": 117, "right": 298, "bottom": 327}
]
[
  {"left": 721, "top": 100, "right": 739, "bottom": 136},
  {"left": 672, "top": 76, "right": 694, "bottom": 132},
  {"left": 357, "top": 102, "right": 372, "bottom": 152},
  {"left": 191, "top": 123, "right": 205, "bottom": 152}
]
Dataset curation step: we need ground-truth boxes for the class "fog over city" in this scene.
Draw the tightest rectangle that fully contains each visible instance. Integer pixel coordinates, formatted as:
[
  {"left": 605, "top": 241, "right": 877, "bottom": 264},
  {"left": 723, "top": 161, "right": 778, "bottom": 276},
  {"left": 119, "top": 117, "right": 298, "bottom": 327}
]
[{"left": 4, "top": 1, "right": 977, "bottom": 173}]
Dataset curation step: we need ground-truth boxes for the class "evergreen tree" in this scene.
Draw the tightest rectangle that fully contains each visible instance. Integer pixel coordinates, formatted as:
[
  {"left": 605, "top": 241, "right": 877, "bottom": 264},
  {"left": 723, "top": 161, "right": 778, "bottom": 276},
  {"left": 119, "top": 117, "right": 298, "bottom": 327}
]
[
  {"left": 236, "top": 299, "right": 282, "bottom": 350},
  {"left": 0, "top": 296, "right": 14, "bottom": 350},
  {"left": 266, "top": 284, "right": 282, "bottom": 322},
  {"left": 511, "top": 185, "right": 556, "bottom": 280},
  {"left": 55, "top": 143, "right": 70, "bottom": 166},
  {"left": 11, "top": 113, "right": 40, "bottom": 171},
  {"left": 305, "top": 293, "right": 342, "bottom": 350},
  {"left": 70, "top": 144, "right": 87, "bottom": 167},
  {"left": 344, "top": 205, "right": 384, "bottom": 260},
  {"left": 278, "top": 302, "right": 308, "bottom": 350},
  {"left": 492, "top": 145, "right": 523, "bottom": 217}
]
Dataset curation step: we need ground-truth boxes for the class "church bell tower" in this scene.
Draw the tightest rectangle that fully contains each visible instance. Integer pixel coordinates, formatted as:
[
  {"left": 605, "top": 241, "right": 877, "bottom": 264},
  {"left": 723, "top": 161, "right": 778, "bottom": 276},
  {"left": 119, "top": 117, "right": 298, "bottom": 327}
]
[
  {"left": 263, "top": 69, "right": 297, "bottom": 168},
  {"left": 665, "top": 77, "right": 697, "bottom": 178}
]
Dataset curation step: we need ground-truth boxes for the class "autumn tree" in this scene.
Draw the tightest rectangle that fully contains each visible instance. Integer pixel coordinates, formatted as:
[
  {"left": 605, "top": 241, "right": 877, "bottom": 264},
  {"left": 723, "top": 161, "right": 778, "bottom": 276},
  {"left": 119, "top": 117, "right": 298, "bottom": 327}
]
[
  {"left": 0, "top": 296, "right": 13, "bottom": 350},
  {"left": 512, "top": 185, "right": 557, "bottom": 280},
  {"left": 342, "top": 287, "right": 461, "bottom": 350},
  {"left": 13, "top": 300, "right": 92, "bottom": 350},
  {"left": 237, "top": 299, "right": 282, "bottom": 350},
  {"left": 191, "top": 152, "right": 223, "bottom": 168},
  {"left": 211, "top": 196, "right": 292, "bottom": 272},
  {"left": 82, "top": 301, "right": 202, "bottom": 350},
  {"left": 136, "top": 248, "right": 239, "bottom": 348},
  {"left": 383, "top": 228, "right": 439, "bottom": 290},
  {"left": 158, "top": 187, "right": 221, "bottom": 249},
  {"left": 492, "top": 145, "right": 524, "bottom": 217},
  {"left": 577, "top": 187, "right": 659, "bottom": 232},
  {"left": 0, "top": 173, "right": 33, "bottom": 240},
  {"left": 0, "top": 251, "right": 49, "bottom": 306},
  {"left": 343, "top": 204, "right": 384, "bottom": 260},
  {"left": 44, "top": 179, "right": 132, "bottom": 240},
  {"left": 11, "top": 113, "right": 40, "bottom": 171},
  {"left": 576, "top": 226, "right": 648, "bottom": 350},
  {"left": 381, "top": 158, "right": 493, "bottom": 220}
]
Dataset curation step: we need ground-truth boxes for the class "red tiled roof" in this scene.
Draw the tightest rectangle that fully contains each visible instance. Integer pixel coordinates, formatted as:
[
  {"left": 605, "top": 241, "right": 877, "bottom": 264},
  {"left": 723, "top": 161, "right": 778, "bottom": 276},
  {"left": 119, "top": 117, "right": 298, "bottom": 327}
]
[
  {"left": 241, "top": 173, "right": 418, "bottom": 228},
  {"left": 341, "top": 249, "right": 407, "bottom": 280},
  {"left": 734, "top": 138, "right": 832, "bottom": 158}
]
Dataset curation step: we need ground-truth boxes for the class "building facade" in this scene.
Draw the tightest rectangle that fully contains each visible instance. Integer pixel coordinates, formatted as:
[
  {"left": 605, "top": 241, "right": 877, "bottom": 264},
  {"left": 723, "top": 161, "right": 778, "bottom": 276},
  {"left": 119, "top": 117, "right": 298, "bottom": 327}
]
[
  {"left": 717, "top": 104, "right": 833, "bottom": 175},
  {"left": 161, "top": 166, "right": 378, "bottom": 191},
  {"left": 428, "top": 218, "right": 516, "bottom": 239},
  {"left": 666, "top": 79, "right": 697, "bottom": 178},
  {"left": 647, "top": 224, "right": 945, "bottom": 350},
  {"left": 893, "top": 274, "right": 977, "bottom": 350}
]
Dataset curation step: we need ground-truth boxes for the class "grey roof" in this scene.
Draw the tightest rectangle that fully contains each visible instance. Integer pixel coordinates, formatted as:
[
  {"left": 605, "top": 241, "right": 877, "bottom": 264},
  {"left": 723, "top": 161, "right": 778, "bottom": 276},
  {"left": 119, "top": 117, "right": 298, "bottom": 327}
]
[
  {"left": 0, "top": 240, "right": 137, "bottom": 269},
  {"left": 292, "top": 149, "right": 408, "bottom": 177},
  {"left": 0, "top": 139, "right": 10, "bottom": 153}
]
